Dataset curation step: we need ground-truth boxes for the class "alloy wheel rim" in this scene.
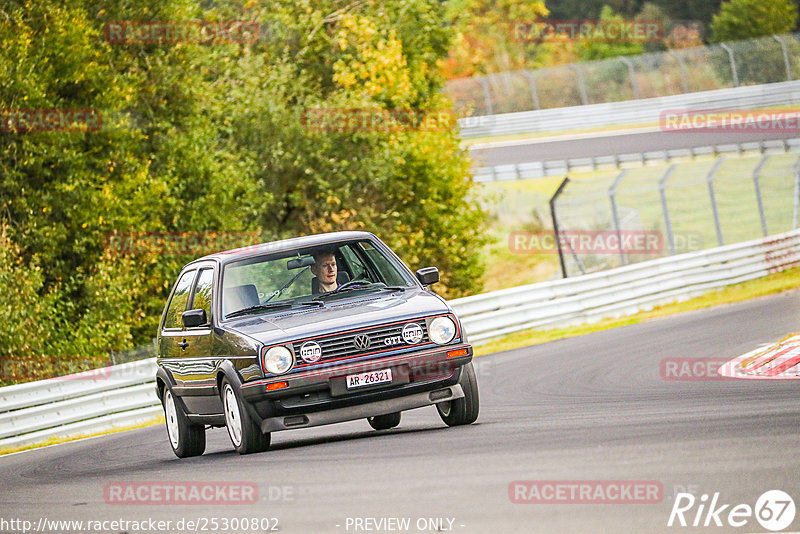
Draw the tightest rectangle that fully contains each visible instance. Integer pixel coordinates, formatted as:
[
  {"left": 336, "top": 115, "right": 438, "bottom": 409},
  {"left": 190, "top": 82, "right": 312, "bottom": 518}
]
[
  {"left": 165, "top": 390, "right": 179, "bottom": 448},
  {"left": 223, "top": 385, "right": 242, "bottom": 447}
]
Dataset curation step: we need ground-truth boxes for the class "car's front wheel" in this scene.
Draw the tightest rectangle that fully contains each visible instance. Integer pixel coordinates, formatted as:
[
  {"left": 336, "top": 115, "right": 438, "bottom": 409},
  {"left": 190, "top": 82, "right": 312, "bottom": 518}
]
[
  {"left": 162, "top": 387, "right": 206, "bottom": 458},
  {"left": 367, "top": 412, "right": 401, "bottom": 430},
  {"left": 436, "top": 362, "right": 479, "bottom": 426},
  {"left": 221, "top": 378, "right": 271, "bottom": 455}
]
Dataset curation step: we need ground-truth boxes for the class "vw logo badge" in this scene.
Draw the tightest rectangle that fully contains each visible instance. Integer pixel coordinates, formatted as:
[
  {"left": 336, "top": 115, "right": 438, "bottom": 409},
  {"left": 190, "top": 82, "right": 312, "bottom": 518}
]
[
  {"left": 402, "top": 322, "right": 424, "bottom": 345},
  {"left": 300, "top": 341, "right": 322, "bottom": 363},
  {"left": 353, "top": 334, "right": 371, "bottom": 350}
]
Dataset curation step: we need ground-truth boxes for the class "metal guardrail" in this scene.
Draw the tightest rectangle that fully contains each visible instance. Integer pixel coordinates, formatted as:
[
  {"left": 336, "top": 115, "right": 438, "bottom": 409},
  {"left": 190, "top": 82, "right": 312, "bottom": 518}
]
[
  {"left": 459, "top": 80, "right": 800, "bottom": 139},
  {"left": 1, "top": 228, "right": 799, "bottom": 449},
  {"left": 449, "top": 228, "right": 800, "bottom": 342},
  {"left": 474, "top": 138, "right": 800, "bottom": 182},
  {"left": 0, "top": 360, "right": 160, "bottom": 449}
]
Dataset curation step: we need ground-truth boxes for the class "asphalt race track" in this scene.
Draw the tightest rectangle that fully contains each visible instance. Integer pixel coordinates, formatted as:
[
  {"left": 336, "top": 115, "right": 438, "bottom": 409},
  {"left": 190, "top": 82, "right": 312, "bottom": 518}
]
[
  {"left": 2, "top": 290, "right": 799, "bottom": 533},
  {"left": 470, "top": 129, "right": 799, "bottom": 167}
]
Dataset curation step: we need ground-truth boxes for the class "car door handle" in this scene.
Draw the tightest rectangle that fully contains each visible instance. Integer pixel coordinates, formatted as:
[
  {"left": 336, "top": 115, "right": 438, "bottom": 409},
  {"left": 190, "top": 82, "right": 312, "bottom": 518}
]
[{"left": 178, "top": 340, "right": 189, "bottom": 350}]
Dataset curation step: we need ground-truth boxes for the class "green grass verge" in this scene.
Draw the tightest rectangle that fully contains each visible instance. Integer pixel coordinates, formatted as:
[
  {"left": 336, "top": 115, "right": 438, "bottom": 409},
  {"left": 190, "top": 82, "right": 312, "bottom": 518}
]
[
  {"left": 0, "top": 414, "right": 164, "bottom": 456},
  {"left": 474, "top": 266, "right": 800, "bottom": 356},
  {"left": 462, "top": 123, "right": 657, "bottom": 147}
]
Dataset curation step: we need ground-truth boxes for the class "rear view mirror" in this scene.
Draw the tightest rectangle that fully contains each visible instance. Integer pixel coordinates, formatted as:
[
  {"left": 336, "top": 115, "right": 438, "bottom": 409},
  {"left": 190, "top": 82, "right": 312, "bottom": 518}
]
[
  {"left": 287, "top": 256, "right": 315, "bottom": 270},
  {"left": 182, "top": 308, "right": 208, "bottom": 328},
  {"left": 416, "top": 267, "right": 439, "bottom": 286}
]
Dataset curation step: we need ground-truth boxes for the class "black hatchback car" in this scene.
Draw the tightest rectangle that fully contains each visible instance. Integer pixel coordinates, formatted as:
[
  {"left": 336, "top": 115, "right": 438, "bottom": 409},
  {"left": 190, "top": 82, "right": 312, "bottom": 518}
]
[{"left": 155, "top": 231, "right": 478, "bottom": 457}]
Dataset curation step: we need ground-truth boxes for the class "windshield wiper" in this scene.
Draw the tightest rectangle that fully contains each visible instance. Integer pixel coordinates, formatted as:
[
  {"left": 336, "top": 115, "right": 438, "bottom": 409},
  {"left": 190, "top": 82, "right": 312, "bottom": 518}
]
[{"left": 225, "top": 302, "right": 294, "bottom": 319}]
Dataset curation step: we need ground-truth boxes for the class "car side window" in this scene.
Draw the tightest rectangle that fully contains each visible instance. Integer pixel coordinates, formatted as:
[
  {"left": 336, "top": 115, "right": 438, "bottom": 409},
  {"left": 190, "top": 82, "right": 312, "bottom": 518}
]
[
  {"left": 358, "top": 242, "right": 411, "bottom": 286},
  {"left": 339, "top": 244, "right": 368, "bottom": 281},
  {"left": 164, "top": 270, "right": 196, "bottom": 329},
  {"left": 190, "top": 268, "right": 214, "bottom": 324}
]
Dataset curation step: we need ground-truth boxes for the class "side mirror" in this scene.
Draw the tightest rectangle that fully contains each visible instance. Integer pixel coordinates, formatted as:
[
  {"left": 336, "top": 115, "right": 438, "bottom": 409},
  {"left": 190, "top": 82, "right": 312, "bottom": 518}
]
[
  {"left": 182, "top": 308, "right": 208, "bottom": 328},
  {"left": 416, "top": 267, "right": 439, "bottom": 286}
]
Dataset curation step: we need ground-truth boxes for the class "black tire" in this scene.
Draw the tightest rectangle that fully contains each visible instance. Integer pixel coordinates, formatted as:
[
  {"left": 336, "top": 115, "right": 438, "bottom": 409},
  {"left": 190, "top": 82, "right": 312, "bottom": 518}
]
[
  {"left": 367, "top": 412, "right": 401, "bottom": 430},
  {"left": 436, "top": 362, "right": 479, "bottom": 426},
  {"left": 162, "top": 386, "right": 206, "bottom": 458},
  {"left": 221, "top": 378, "right": 271, "bottom": 455}
]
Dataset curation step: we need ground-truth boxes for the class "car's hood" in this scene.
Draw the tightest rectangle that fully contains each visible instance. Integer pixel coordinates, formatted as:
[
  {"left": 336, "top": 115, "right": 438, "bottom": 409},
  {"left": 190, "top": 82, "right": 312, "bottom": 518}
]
[{"left": 224, "top": 288, "right": 450, "bottom": 346}]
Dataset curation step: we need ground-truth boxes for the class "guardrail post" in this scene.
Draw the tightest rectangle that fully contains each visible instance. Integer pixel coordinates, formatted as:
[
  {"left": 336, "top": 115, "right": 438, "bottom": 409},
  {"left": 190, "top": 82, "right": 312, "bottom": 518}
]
[
  {"left": 720, "top": 43, "right": 739, "bottom": 87},
  {"left": 521, "top": 71, "right": 541, "bottom": 110},
  {"left": 659, "top": 164, "right": 678, "bottom": 255},
  {"left": 707, "top": 156, "right": 726, "bottom": 246},
  {"left": 752, "top": 154, "right": 770, "bottom": 237},
  {"left": 793, "top": 155, "right": 800, "bottom": 229},
  {"left": 477, "top": 77, "right": 494, "bottom": 116},
  {"left": 619, "top": 57, "right": 640, "bottom": 99},
  {"left": 667, "top": 50, "right": 691, "bottom": 93},
  {"left": 773, "top": 35, "right": 793, "bottom": 81},
  {"left": 609, "top": 169, "right": 629, "bottom": 266},
  {"left": 568, "top": 65, "right": 590, "bottom": 105},
  {"left": 550, "top": 177, "right": 571, "bottom": 278}
]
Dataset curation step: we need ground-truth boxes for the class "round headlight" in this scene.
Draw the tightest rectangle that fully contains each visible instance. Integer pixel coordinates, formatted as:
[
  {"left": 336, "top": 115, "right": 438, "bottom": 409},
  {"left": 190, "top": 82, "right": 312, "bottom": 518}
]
[
  {"left": 429, "top": 316, "right": 457, "bottom": 345},
  {"left": 264, "top": 346, "right": 294, "bottom": 375}
]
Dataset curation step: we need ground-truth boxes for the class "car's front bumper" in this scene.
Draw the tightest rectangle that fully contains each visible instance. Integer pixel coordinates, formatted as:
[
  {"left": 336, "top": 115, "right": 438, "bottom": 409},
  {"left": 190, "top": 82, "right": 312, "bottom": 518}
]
[
  {"left": 239, "top": 343, "right": 472, "bottom": 430},
  {"left": 259, "top": 383, "right": 464, "bottom": 432}
]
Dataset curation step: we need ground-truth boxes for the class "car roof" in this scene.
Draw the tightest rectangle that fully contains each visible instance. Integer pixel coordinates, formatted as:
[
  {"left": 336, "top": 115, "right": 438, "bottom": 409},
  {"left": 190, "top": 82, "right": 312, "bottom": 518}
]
[{"left": 184, "top": 231, "right": 379, "bottom": 268}]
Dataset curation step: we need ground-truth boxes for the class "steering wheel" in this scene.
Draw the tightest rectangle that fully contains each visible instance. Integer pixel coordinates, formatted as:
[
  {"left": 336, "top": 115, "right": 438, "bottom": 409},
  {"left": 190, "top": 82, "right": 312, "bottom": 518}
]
[{"left": 337, "top": 279, "right": 371, "bottom": 290}]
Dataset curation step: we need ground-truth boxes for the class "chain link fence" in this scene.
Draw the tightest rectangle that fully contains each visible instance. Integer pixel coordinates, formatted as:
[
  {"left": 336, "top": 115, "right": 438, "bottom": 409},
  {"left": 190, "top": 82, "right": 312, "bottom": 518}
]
[
  {"left": 549, "top": 151, "right": 800, "bottom": 277},
  {"left": 447, "top": 34, "right": 800, "bottom": 116}
]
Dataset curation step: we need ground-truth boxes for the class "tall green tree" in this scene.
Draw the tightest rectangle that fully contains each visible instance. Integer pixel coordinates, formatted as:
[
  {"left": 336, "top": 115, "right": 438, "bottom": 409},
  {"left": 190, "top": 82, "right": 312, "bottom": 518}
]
[
  {"left": 710, "top": 0, "right": 798, "bottom": 42},
  {"left": 214, "top": 0, "right": 487, "bottom": 296}
]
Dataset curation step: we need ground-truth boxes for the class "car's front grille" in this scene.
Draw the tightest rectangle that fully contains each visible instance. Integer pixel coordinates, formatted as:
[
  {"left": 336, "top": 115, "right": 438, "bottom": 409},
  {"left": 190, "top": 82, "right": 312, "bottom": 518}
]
[{"left": 292, "top": 320, "right": 432, "bottom": 369}]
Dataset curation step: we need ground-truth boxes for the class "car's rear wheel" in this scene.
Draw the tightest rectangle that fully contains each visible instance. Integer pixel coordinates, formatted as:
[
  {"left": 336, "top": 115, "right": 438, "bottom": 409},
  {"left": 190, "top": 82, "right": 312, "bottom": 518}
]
[
  {"left": 221, "top": 378, "right": 271, "bottom": 455},
  {"left": 367, "top": 412, "right": 401, "bottom": 430},
  {"left": 162, "top": 387, "right": 206, "bottom": 458},
  {"left": 436, "top": 362, "right": 479, "bottom": 426}
]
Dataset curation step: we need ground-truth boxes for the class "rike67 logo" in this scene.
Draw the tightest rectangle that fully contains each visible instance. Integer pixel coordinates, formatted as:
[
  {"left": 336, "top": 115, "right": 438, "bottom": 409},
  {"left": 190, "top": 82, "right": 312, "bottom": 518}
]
[{"left": 668, "top": 490, "right": 796, "bottom": 531}]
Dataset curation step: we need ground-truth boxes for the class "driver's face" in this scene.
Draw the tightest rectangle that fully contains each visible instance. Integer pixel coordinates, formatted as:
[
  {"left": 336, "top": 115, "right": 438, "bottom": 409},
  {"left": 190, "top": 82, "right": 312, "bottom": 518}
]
[{"left": 313, "top": 254, "right": 337, "bottom": 284}]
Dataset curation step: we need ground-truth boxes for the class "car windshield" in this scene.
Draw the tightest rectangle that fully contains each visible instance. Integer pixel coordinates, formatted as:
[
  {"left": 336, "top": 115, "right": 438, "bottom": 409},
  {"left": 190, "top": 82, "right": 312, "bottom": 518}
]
[{"left": 221, "top": 239, "right": 416, "bottom": 319}]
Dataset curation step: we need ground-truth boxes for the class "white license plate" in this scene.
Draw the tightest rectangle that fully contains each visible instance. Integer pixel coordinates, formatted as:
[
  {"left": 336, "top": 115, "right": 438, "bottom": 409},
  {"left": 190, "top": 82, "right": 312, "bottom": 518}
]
[{"left": 346, "top": 369, "right": 393, "bottom": 389}]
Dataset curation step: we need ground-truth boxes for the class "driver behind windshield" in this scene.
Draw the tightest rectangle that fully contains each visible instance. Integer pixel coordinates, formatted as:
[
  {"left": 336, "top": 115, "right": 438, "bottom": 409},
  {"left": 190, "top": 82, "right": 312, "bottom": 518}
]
[{"left": 311, "top": 250, "right": 338, "bottom": 293}]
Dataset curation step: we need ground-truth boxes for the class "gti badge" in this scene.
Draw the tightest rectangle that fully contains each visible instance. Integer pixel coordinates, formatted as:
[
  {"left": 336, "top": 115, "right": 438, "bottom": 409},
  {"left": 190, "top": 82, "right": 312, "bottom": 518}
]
[
  {"left": 300, "top": 341, "right": 322, "bottom": 363},
  {"left": 402, "top": 322, "right": 424, "bottom": 345}
]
